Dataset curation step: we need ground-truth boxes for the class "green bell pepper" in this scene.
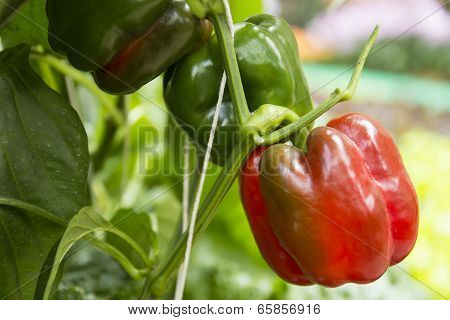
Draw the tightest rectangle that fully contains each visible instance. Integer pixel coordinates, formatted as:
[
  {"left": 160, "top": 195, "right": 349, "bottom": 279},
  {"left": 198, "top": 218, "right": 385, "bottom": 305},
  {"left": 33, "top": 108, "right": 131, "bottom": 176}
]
[
  {"left": 47, "top": 0, "right": 212, "bottom": 94},
  {"left": 164, "top": 14, "right": 314, "bottom": 164}
]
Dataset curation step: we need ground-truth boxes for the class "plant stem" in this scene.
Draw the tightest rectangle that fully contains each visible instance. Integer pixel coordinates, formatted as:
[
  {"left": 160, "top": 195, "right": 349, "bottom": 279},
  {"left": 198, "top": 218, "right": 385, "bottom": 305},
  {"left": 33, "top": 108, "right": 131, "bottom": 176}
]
[
  {"left": 186, "top": 0, "right": 225, "bottom": 18},
  {"left": 140, "top": 137, "right": 254, "bottom": 299},
  {"left": 120, "top": 96, "right": 131, "bottom": 194},
  {"left": 343, "top": 26, "right": 379, "bottom": 101},
  {"left": 186, "top": 0, "right": 208, "bottom": 18},
  {"left": 211, "top": 13, "right": 251, "bottom": 125},
  {"left": 108, "top": 229, "right": 152, "bottom": 267},
  {"left": 293, "top": 128, "right": 309, "bottom": 151},
  {"left": 245, "top": 104, "right": 299, "bottom": 134},
  {"left": 30, "top": 53, "right": 124, "bottom": 125},
  {"left": 262, "top": 25, "right": 379, "bottom": 145},
  {"left": 262, "top": 90, "right": 342, "bottom": 144},
  {"left": 87, "top": 237, "right": 149, "bottom": 281},
  {"left": 36, "top": 58, "right": 62, "bottom": 93},
  {"left": 92, "top": 96, "right": 126, "bottom": 171}
]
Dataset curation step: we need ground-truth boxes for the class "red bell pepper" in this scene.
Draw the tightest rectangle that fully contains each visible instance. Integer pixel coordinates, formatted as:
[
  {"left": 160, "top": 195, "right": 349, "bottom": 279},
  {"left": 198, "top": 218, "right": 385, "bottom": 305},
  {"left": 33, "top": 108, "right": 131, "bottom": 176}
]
[
  {"left": 240, "top": 113, "right": 418, "bottom": 287},
  {"left": 240, "top": 146, "right": 312, "bottom": 285}
]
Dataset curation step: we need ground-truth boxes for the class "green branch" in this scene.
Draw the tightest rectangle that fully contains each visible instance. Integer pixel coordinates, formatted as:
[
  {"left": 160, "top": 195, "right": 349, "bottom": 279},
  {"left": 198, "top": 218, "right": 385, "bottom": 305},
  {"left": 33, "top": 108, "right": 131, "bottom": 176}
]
[
  {"left": 186, "top": 0, "right": 225, "bottom": 18},
  {"left": 30, "top": 53, "right": 124, "bottom": 125},
  {"left": 211, "top": 13, "right": 251, "bottom": 125},
  {"left": 261, "top": 26, "right": 379, "bottom": 145}
]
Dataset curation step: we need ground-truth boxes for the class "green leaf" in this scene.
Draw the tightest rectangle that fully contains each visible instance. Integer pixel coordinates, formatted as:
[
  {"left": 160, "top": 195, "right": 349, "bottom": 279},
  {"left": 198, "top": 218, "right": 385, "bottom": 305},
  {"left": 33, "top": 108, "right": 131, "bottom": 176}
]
[
  {"left": 0, "top": 0, "right": 49, "bottom": 49},
  {"left": 43, "top": 207, "right": 153, "bottom": 299},
  {"left": 0, "top": 0, "right": 27, "bottom": 28},
  {"left": 229, "top": 0, "right": 263, "bottom": 22},
  {"left": 0, "top": 44, "right": 89, "bottom": 299},
  {"left": 106, "top": 209, "right": 158, "bottom": 269}
]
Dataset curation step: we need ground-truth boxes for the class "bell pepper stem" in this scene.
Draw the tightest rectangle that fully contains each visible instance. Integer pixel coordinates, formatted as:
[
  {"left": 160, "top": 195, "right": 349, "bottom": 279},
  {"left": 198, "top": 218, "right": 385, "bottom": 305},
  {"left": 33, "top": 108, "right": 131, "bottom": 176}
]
[
  {"left": 186, "top": 0, "right": 225, "bottom": 18},
  {"left": 262, "top": 90, "right": 341, "bottom": 145},
  {"left": 140, "top": 137, "right": 254, "bottom": 298},
  {"left": 293, "top": 128, "right": 310, "bottom": 151},
  {"left": 262, "top": 25, "right": 379, "bottom": 145},
  {"left": 246, "top": 104, "right": 300, "bottom": 134},
  {"left": 343, "top": 25, "right": 379, "bottom": 101},
  {"left": 211, "top": 13, "right": 251, "bottom": 125},
  {"left": 244, "top": 104, "right": 300, "bottom": 144},
  {"left": 186, "top": 0, "right": 209, "bottom": 18}
]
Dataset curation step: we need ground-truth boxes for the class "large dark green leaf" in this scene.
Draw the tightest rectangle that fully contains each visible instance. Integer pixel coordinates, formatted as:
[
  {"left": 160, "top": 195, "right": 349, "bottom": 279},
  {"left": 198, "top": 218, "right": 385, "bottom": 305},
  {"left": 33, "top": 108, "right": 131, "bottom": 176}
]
[{"left": 0, "top": 45, "right": 89, "bottom": 299}]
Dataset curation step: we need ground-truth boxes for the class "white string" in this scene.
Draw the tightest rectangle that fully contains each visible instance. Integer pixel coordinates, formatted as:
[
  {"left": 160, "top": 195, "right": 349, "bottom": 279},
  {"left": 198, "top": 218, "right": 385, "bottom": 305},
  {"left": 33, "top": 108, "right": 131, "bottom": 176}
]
[
  {"left": 174, "top": 72, "right": 227, "bottom": 300},
  {"left": 222, "top": 0, "right": 235, "bottom": 40},
  {"left": 174, "top": 136, "right": 191, "bottom": 295},
  {"left": 174, "top": 0, "right": 235, "bottom": 300},
  {"left": 181, "top": 138, "right": 191, "bottom": 231}
]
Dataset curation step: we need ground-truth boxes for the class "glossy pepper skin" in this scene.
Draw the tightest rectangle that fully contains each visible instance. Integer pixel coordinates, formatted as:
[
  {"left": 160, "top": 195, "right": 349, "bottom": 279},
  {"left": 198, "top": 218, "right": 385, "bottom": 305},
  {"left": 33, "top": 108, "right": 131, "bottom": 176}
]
[
  {"left": 164, "top": 14, "right": 313, "bottom": 164},
  {"left": 240, "top": 113, "right": 418, "bottom": 287},
  {"left": 47, "top": 0, "right": 212, "bottom": 94},
  {"left": 240, "top": 146, "right": 312, "bottom": 285}
]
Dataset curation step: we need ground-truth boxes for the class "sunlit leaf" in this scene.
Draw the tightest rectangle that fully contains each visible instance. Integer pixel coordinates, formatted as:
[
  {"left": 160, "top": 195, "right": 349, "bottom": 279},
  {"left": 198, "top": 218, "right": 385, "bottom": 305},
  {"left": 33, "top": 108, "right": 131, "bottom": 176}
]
[{"left": 43, "top": 207, "right": 154, "bottom": 299}]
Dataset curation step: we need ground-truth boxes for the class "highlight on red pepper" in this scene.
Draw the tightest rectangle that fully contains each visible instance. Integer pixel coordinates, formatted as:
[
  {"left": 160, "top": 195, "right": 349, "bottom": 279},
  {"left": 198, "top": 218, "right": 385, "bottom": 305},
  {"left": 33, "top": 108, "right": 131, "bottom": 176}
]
[{"left": 239, "top": 113, "right": 419, "bottom": 287}]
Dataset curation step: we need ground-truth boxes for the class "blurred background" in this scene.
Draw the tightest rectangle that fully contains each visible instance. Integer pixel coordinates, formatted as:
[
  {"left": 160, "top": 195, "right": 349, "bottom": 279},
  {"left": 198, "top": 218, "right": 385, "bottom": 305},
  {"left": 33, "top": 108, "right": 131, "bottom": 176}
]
[{"left": 33, "top": 0, "right": 448, "bottom": 299}]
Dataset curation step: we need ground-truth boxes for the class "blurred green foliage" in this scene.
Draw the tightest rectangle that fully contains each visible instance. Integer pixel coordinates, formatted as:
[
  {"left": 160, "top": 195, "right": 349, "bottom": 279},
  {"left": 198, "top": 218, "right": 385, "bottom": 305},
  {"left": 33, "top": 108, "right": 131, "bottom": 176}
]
[
  {"left": 279, "top": 0, "right": 325, "bottom": 27},
  {"left": 0, "top": 0, "right": 49, "bottom": 49},
  {"left": 230, "top": 0, "right": 263, "bottom": 22},
  {"left": 399, "top": 130, "right": 450, "bottom": 299},
  {"left": 56, "top": 243, "right": 145, "bottom": 299},
  {"left": 0, "top": 0, "right": 27, "bottom": 28},
  {"left": 0, "top": 0, "right": 447, "bottom": 300},
  {"left": 334, "top": 37, "right": 450, "bottom": 80},
  {"left": 303, "top": 63, "right": 450, "bottom": 113}
]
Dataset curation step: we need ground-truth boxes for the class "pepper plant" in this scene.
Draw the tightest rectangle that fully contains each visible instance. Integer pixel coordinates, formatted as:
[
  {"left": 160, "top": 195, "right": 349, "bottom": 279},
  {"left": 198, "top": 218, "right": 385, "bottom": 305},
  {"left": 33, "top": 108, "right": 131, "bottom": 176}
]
[{"left": 0, "top": 0, "right": 418, "bottom": 300}]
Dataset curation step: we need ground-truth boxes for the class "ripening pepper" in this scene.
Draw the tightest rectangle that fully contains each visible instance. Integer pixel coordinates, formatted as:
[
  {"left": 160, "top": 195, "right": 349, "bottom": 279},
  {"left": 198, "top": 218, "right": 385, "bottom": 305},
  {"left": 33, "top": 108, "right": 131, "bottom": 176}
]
[
  {"left": 47, "top": 0, "right": 212, "bottom": 94},
  {"left": 240, "top": 146, "right": 312, "bottom": 285},
  {"left": 240, "top": 113, "right": 419, "bottom": 287},
  {"left": 164, "top": 14, "right": 313, "bottom": 164}
]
